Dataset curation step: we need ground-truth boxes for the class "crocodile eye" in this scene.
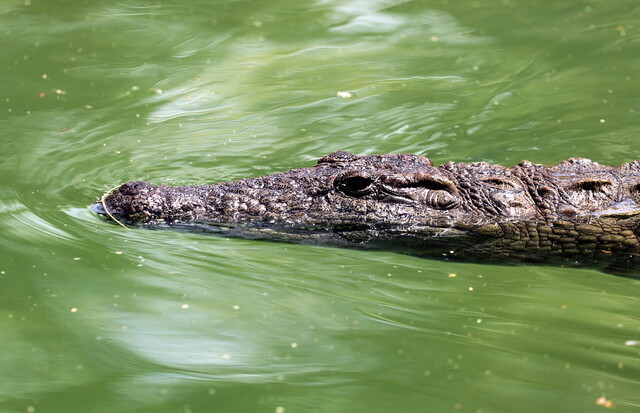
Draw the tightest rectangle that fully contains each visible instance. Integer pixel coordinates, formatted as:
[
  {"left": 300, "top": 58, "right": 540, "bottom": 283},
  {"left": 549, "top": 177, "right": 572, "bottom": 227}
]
[
  {"left": 571, "top": 179, "right": 612, "bottom": 193},
  {"left": 566, "top": 178, "right": 615, "bottom": 209},
  {"left": 334, "top": 173, "right": 374, "bottom": 196}
]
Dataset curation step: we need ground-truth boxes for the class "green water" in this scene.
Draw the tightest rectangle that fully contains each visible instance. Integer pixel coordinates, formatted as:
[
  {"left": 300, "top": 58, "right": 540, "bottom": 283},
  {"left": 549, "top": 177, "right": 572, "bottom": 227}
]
[{"left": 1, "top": 1, "right": 639, "bottom": 412}]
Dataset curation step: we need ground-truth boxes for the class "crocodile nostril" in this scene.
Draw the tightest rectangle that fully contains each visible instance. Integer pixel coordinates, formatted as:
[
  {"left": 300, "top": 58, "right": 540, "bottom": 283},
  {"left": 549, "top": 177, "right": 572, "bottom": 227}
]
[{"left": 118, "top": 181, "right": 148, "bottom": 195}]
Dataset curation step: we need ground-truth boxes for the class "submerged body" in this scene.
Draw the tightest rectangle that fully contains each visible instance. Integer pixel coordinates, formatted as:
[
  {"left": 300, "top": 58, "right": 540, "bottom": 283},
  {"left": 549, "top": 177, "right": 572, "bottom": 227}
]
[{"left": 93, "top": 151, "right": 640, "bottom": 277}]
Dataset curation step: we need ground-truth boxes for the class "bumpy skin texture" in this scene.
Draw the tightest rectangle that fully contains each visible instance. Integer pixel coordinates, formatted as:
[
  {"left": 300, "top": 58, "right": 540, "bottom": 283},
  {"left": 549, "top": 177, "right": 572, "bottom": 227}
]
[{"left": 93, "top": 151, "right": 640, "bottom": 277}]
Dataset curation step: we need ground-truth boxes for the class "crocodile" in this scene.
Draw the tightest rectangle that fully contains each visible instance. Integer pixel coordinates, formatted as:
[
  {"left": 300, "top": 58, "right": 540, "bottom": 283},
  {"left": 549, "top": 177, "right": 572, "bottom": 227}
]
[{"left": 92, "top": 151, "right": 640, "bottom": 277}]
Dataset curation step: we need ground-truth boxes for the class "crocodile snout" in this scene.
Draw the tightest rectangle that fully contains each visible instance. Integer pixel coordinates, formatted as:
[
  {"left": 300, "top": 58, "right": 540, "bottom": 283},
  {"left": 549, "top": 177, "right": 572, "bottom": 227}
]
[{"left": 91, "top": 201, "right": 107, "bottom": 214}]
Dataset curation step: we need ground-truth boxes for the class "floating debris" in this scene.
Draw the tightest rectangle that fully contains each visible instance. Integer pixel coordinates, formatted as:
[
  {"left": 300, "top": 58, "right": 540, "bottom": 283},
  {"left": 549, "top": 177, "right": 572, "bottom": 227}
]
[{"left": 595, "top": 397, "right": 614, "bottom": 408}]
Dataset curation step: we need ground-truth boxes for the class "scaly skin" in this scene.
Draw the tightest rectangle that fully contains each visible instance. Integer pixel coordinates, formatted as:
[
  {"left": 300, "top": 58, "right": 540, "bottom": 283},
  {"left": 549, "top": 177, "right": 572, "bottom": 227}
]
[{"left": 93, "top": 151, "right": 640, "bottom": 277}]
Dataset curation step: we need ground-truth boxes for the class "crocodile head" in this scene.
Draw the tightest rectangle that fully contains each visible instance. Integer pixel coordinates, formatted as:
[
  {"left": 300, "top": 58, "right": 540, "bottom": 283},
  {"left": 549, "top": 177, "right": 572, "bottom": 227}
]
[
  {"left": 92, "top": 151, "right": 544, "bottom": 247},
  {"left": 92, "top": 151, "right": 640, "bottom": 274}
]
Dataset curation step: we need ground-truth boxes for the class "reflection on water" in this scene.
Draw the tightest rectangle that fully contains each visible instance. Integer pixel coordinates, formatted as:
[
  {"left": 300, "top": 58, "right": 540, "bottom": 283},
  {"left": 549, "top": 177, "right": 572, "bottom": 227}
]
[{"left": 1, "top": 0, "right": 639, "bottom": 412}]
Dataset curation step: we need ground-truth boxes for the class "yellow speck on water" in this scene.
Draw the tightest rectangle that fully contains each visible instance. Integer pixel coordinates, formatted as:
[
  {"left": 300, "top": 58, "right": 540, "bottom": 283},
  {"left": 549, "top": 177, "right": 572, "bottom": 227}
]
[
  {"left": 448, "top": 273, "right": 457, "bottom": 278},
  {"left": 70, "top": 307, "right": 78, "bottom": 313},
  {"left": 430, "top": 36, "right": 439, "bottom": 42},
  {"left": 599, "top": 119, "right": 605, "bottom": 123},
  {"left": 276, "top": 407, "right": 285, "bottom": 413},
  {"left": 181, "top": 304, "right": 189, "bottom": 310},
  {"left": 468, "top": 287, "right": 474, "bottom": 291},
  {"left": 596, "top": 397, "right": 614, "bottom": 408},
  {"left": 27, "top": 406, "right": 35, "bottom": 413},
  {"left": 233, "top": 305, "right": 240, "bottom": 310},
  {"left": 221, "top": 354, "right": 231, "bottom": 360},
  {"left": 114, "top": 251, "right": 123, "bottom": 255},
  {"left": 336, "top": 91, "right": 352, "bottom": 98},
  {"left": 291, "top": 342, "right": 298, "bottom": 348}
]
